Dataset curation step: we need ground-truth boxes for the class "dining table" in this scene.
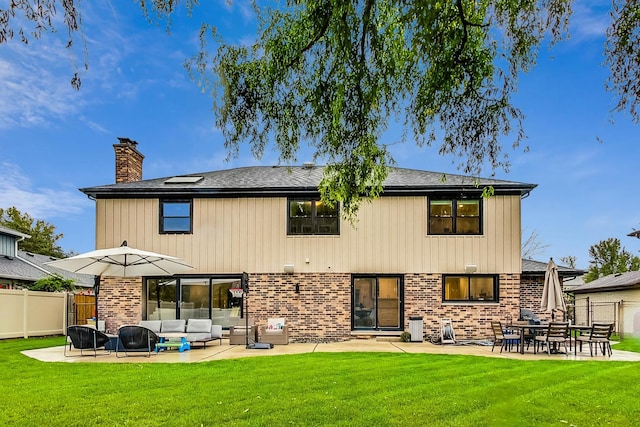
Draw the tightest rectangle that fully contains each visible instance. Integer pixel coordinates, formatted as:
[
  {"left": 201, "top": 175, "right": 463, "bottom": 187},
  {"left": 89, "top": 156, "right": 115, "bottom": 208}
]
[
  {"left": 508, "top": 322, "right": 592, "bottom": 354},
  {"left": 507, "top": 323, "right": 549, "bottom": 354}
]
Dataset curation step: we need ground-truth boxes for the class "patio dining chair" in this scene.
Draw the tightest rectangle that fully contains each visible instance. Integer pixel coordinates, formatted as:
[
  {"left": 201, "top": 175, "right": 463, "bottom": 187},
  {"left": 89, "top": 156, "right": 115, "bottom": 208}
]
[
  {"left": 576, "top": 323, "right": 613, "bottom": 356},
  {"left": 491, "top": 321, "right": 520, "bottom": 353},
  {"left": 116, "top": 325, "right": 159, "bottom": 357},
  {"left": 534, "top": 322, "right": 569, "bottom": 355},
  {"left": 64, "top": 325, "right": 112, "bottom": 357}
]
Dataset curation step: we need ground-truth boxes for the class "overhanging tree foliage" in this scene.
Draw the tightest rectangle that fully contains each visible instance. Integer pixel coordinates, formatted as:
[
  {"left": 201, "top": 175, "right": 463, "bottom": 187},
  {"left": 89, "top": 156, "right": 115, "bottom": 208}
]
[
  {"left": 31, "top": 274, "right": 76, "bottom": 292},
  {"left": 0, "top": 207, "right": 67, "bottom": 258},
  {"left": 584, "top": 238, "right": 640, "bottom": 282},
  {"left": 2, "top": 1, "right": 639, "bottom": 216}
]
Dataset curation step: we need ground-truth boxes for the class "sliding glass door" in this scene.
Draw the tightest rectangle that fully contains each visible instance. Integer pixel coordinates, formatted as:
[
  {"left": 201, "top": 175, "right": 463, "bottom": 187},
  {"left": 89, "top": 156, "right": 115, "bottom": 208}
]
[
  {"left": 352, "top": 276, "right": 402, "bottom": 330},
  {"left": 144, "top": 276, "right": 243, "bottom": 328}
]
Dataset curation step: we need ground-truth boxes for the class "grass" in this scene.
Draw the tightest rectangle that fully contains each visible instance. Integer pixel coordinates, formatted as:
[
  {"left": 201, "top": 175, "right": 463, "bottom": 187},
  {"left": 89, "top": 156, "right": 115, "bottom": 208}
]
[{"left": 1, "top": 337, "right": 640, "bottom": 426}]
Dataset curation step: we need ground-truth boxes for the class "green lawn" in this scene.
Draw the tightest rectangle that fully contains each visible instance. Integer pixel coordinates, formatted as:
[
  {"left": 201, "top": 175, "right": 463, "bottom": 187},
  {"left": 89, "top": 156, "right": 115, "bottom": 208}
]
[{"left": 1, "top": 337, "right": 639, "bottom": 426}]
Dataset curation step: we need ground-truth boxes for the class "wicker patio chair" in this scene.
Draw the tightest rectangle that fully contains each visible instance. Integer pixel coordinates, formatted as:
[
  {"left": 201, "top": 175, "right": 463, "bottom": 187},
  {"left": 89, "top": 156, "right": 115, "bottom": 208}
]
[
  {"left": 116, "top": 325, "right": 159, "bottom": 357},
  {"left": 64, "top": 325, "right": 112, "bottom": 357},
  {"left": 259, "top": 318, "right": 289, "bottom": 345}
]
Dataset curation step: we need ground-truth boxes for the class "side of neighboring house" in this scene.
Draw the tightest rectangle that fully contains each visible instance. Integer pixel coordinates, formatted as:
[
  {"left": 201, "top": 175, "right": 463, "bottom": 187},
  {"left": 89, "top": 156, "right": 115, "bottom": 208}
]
[
  {"left": 571, "top": 271, "right": 640, "bottom": 337},
  {"left": 0, "top": 226, "right": 93, "bottom": 289},
  {"left": 82, "top": 138, "right": 539, "bottom": 342}
]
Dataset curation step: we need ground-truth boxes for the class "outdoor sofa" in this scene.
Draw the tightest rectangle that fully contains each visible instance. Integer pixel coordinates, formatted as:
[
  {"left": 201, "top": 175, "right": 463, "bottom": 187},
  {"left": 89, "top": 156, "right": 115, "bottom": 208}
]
[{"left": 139, "top": 319, "right": 223, "bottom": 348}]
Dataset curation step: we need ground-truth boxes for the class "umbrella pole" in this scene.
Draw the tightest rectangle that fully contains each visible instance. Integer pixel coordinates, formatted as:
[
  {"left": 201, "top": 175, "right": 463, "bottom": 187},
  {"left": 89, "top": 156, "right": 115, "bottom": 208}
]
[{"left": 93, "top": 276, "right": 100, "bottom": 329}]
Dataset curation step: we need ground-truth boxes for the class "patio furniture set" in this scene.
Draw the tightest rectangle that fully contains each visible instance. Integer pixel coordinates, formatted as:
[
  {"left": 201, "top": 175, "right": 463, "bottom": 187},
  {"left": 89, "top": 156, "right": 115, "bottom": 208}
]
[
  {"left": 65, "top": 317, "right": 289, "bottom": 358},
  {"left": 491, "top": 319, "right": 614, "bottom": 357}
]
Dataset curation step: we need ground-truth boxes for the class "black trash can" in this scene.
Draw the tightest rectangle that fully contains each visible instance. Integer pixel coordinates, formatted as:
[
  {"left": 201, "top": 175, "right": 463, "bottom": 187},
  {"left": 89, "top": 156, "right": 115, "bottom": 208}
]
[{"left": 409, "top": 316, "right": 424, "bottom": 342}]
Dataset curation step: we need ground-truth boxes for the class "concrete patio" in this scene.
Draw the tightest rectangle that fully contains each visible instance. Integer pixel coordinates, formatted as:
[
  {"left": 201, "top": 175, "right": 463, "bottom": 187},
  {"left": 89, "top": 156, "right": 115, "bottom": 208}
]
[{"left": 22, "top": 338, "right": 640, "bottom": 363}]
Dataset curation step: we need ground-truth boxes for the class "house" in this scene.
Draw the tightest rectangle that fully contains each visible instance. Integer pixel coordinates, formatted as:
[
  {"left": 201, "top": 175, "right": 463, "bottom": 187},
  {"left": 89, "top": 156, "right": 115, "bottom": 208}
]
[
  {"left": 0, "top": 226, "right": 93, "bottom": 289},
  {"left": 81, "top": 138, "right": 542, "bottom": 341},
  {"left": 571, "top": 271, "right": 640, "bottom": 337}
]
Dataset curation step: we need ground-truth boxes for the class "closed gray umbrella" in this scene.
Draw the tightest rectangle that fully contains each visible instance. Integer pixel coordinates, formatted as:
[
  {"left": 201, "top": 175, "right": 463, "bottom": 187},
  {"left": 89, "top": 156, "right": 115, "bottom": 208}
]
[{"left": 541, "top": 258, "right": 566, "bottom": 320}]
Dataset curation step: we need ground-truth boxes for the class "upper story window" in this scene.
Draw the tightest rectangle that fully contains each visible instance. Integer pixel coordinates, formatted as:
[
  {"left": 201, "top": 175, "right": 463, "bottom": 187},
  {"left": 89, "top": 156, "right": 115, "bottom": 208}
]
[
  {"left": 429, "top": 198, "right": 481, "bottom": 235},
  {"left": 288, "top": 199, "right": 339, "bottom": 235},
  {"left": 443, "top": 275, "right": 498, "bottom": 303},
  {"left": 160, "top": 200, "right": 192, "bottom": 234}
]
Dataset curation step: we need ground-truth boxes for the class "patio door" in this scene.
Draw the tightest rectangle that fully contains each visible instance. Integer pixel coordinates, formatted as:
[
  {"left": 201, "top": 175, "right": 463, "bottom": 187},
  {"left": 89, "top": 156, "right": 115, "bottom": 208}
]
[
  {"left": 179, "top": 278, "right": 210, "bottom": 320},
  {"left": 352, "top": 276, "right": 402, "bottom": 330}
]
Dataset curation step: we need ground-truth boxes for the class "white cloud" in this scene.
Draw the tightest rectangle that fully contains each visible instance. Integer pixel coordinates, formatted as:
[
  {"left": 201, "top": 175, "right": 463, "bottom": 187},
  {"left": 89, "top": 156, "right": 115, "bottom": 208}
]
[
  {"left": 0, "top": 163, "right": 91, "bottom": 219},
  {"left": 569, "top": 1, "right": 610, "bottom": 42},
  {"left": 0, "top": 43, "right": 86, "bottom": 130}
]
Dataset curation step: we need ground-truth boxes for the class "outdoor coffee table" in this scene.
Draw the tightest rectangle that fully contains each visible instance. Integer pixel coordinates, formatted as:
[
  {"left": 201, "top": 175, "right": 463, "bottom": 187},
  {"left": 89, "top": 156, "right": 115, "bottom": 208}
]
[{"left": 156, "top": 332, "right": 191, "bottom": 353}]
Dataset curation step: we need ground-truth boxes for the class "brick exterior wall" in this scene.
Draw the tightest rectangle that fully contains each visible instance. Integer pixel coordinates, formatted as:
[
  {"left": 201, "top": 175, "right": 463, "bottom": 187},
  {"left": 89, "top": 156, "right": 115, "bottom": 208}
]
[
  {"left": 113, "top": 137, "right": 144, "bottom": 183},
  {"left": 520, "top": 274, "right": 565, "bottom": 324},
  {"left": 98, "top": 276, "right": 143, "bottom": 333},
  {"left": 98, "top": 272, "right": 542, "bottom": 342},
  {"left": 404, "top": 273, "right": 521, "bottom": 342},
  {"left": 250, "top": 273, "right": 352, "bottom": 342}
]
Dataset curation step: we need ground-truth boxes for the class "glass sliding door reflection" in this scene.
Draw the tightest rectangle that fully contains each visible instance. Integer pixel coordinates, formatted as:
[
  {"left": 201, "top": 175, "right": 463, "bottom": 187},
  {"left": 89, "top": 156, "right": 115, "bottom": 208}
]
[
  {"left": 354, "top": 278, "right": 376, "bottom": 328},
  {"left": 146, "top": 279, "right": 177, "bottom": 320},
  {"left": 210, "top": 279, "right": 243, "bottom": 328},
  {"left": 378, "top": 278, "right": 400, "bottom": 328},
  {"left": 180, "top": 278, "right": 210, "bottom": 320}
]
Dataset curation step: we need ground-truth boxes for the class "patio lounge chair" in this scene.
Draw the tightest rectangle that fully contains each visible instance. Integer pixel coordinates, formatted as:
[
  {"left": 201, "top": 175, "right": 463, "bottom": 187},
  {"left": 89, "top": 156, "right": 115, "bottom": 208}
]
[
  {"left": 576, "top": 323, "right": 613, "bottom": 356},
  {"left": 116, "top": 325, "right": 159, "bottom": 357},
  {"left": 259, "top": 318, "right": 289, "bottom": 345},
  {"left": 534, "top": 322, "right": 569, "bottom": 355},
  {"left": 490, "top": 321, "right": 520, "bottom": 353},
  {"left": 229, "top": 318, "right": 257, "bottom": 345},
  {"left": 65, "top": 325, "right": 112, "bottom": 357}
]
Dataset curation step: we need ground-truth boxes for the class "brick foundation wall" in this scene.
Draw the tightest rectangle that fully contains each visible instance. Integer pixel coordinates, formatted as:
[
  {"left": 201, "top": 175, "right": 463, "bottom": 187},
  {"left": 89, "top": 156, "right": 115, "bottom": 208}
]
[
  {"left": 98, "top": 272, "right": 537, "bottom": 342},
  {"left": 404, "top": 273, "right": 521, "bottom": 341},
  {"left": 250, "top": 273, "right": 352, "bottom": 342}
]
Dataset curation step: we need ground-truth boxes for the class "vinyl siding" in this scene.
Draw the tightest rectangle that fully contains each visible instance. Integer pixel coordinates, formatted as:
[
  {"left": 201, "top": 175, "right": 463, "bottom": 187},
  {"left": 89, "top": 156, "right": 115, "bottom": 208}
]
[{"left": 95, "top": 194, "right": 522, "bottom": 274}]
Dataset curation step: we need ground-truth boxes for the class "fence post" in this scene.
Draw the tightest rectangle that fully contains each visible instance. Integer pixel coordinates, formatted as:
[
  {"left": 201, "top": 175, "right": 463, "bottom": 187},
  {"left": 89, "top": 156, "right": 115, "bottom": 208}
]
[
  {"left": 63, "top": 291, "right": 68, "bottom": 333},
  {"left": 619, "top": 300, "right": 624, "bottom": 339},
  {"left": 22, "top": 289, "right": 29, "bottom": 339}
]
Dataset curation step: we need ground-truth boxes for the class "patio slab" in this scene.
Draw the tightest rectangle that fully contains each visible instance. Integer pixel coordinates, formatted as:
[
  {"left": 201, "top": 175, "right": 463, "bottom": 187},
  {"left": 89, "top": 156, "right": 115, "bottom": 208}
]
[{"left": 21, "top": 338, "right": 640, "bottom": 363}]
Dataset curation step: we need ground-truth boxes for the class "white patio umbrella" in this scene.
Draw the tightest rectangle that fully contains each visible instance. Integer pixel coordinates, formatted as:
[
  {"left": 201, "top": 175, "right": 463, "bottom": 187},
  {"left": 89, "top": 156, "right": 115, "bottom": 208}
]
[
  {"left": 45, "top": 241, "right": 194, "bottom": 326},
  {"left": 45, "top": 241, "right": 194, "bottom": 277},
  {"left": 541, "top": 258, "right": 566, "bottom": 321}
]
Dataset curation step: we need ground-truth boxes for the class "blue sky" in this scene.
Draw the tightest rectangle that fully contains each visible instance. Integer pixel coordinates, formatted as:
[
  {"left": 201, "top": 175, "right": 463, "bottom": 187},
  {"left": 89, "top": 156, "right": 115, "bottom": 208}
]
[{"left": 1, "top": 1, "right": 638, "bottom": 269}]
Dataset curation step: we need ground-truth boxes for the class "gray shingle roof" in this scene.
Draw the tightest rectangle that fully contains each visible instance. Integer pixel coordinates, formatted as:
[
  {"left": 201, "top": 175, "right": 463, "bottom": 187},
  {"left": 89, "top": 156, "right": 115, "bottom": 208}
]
[
  {"left": 521, "top": 258, "right": 584, "bottom": 277},
  {"left": 81, "top": 166, "right": 536, "bottom": 198},
  {"left": 571, "top": 271, "right": 640, "bottom": 294},
  {"left": 0, "top": 255, "right": 44, "bottom": 282},
  {"left": 0, "top": 251, "right": 94, "bottom": 287}
]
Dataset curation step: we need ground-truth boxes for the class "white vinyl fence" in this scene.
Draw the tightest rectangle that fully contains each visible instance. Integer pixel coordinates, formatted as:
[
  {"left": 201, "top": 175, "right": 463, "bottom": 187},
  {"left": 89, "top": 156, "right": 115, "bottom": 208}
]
[{"left": 0, "top": 289, "right": 67, "bottom": 339}]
